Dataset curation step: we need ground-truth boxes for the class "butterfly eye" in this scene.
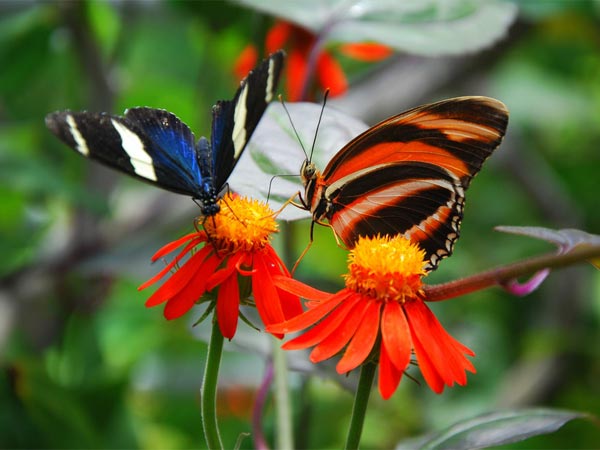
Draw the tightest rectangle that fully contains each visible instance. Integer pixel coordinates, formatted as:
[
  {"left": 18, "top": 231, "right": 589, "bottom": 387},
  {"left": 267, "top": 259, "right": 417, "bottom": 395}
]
[{"left": 300, "top": 160, "right": 317, "bottom": 182}]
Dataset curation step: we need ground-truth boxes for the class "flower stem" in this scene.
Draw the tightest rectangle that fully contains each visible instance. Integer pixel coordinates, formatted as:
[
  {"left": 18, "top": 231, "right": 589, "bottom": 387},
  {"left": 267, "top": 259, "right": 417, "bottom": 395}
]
[
  {"left": 201, "top": 320, "right": 224, "bottom": 450},
  {"left": 273, "top": 338, "right": 294, "bottom": 450},
  {"left": 424, "top": 244, "right": 600, "bottom": 302},
  {"left": 345, "top": 362, "right": 376, "bottom": 450}
]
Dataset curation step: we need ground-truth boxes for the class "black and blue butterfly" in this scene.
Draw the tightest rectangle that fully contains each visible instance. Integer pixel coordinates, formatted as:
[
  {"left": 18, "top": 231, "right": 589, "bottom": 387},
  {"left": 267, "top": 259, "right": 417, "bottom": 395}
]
[{"left": 45, "top": 50, "right": 284, "bottom": 216}]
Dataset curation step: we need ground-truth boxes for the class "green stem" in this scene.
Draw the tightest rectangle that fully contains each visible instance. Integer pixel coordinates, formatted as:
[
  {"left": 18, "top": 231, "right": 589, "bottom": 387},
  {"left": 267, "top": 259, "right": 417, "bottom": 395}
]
[
  {"left": 345, "top": 362, "right": 376, "bottom": 450},
  {"left": 273, "top": 338, "right": 294, "bottom": 450},
  {"left": 201, "top": 320, "right": 224, "bottom": 450}
]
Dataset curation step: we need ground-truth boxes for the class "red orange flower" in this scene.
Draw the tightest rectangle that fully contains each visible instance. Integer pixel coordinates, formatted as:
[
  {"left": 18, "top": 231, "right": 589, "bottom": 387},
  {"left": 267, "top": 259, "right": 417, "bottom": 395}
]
[
  {"left": 235, "top": 20, "right": 392, "bottom": 101},
  {"left": 139, "top": 194, "right": 302, "bottom": 339},
  {"left": 268, "top": 235, "right": 475, "bottom": 399}
]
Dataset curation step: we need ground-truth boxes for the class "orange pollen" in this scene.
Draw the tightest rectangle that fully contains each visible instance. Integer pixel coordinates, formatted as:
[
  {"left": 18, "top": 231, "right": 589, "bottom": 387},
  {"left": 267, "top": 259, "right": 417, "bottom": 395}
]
[
  {"left": 202, "top": 194, "right": 278, "bottom": 254},
  {"left": 343, "top": 235, "right": 427, "bottom": 303}
]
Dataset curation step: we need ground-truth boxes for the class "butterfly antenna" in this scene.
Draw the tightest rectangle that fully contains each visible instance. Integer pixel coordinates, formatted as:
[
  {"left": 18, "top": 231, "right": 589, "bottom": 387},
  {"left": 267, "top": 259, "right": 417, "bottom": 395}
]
[
  {"left": 266, "top": 173, "right": 302, "bottom": 203},
  {"left": 308, "top": 89, "right": 330, "bottom": 162},
  {"left": 279, "top": 95, "right": 308, "bottom": 160}
]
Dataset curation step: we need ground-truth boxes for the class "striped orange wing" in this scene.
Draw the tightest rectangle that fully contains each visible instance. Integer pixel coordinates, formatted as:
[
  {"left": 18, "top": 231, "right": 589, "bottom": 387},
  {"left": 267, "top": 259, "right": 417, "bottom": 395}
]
[{"left": 306, "top": 96, "right": 509, "bottom": 271}]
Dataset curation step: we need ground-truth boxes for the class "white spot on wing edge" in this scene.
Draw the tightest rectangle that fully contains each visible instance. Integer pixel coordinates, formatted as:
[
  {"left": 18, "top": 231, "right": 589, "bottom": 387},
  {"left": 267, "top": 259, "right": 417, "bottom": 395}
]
[
  {"left": 265, "top": 58, "right": 275, "bottom": 103},
  {"left": 111, "top": 119, "right": 157, "bottom": 181},
  {"left": 66, "top": 114, "right": 90, "bottom": 156},
  {"left": 232, "top": 83, "right": 249, "bottom": 159}
]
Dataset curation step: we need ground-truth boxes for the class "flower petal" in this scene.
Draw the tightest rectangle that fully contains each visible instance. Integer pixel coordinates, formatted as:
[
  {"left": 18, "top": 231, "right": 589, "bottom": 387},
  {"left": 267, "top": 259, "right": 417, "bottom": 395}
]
[
  {"left": 160, "top": 253, "right": 222, "bottom": 319},
  {"left": 272, "top": 274, "right": 333, "bottom": 301},
  {"left": 151, "top": 232, "right": 205, "bottom": 262},
  {"left": 266, "top": 21, "right": 292, "bottom": 53},
  {"left": 216, "top": 273, "right": 240, "bottom": 339},
  {"left": 267, "top": 290, "right": 348, "bottom": 334},
  {"left": 235, "top": 253, "right": 256, "bottom": 276},
  {"left": 380, "top": 301, "right": 412, "bottom": 373},
  {"left": 287, "top": 49, "right": 308, "bottom": 102},
  {"left": 378, "top": 342, "right": 403, "bottom": 400},
  {"left": 310, "top": 296, "right": 371, "bottom": 364},
  {"left": 405, "top": 300, "right": 475, "bottom": 390},
  {"left": 139, "top": 239, "right": 209, "bottom": 290},
  {"left": 336, "top": 299, "right": 381, "bottom": 373},
  {"left": 282, "top": 291, "right": 360, "bottom": 350},
  {"left": 253, "top": 254, "right": 287, "bottom": 326},
  {"left": 410, "top": 331, "right": 445, "bottom": 393},
  {"left": 262, "top": 250, "right": 303, "bottom": 319},
  {"left": 316, "top": 52, "right": 348, "bottom": 97},
  {"left": 339, "top": 42, "right": 393, "bottom": 62},
  {"left": 145, "top": 246, "right": 212, "bottom": 307},
  {"left": 234, "top": 44, "right": 258, "bottom": 81},
  {"left": 206, "top": 252, "right": 245, "bottom": 291}
]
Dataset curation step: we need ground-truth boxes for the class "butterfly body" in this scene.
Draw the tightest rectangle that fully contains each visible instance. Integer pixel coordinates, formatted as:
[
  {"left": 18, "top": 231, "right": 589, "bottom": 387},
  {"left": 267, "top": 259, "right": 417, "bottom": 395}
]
[
  {"left": 46, "top": 51, "right": 284, "bottom": 217},
  {"left": 301, "top": 96, "right": 509, "bottom": 271}
]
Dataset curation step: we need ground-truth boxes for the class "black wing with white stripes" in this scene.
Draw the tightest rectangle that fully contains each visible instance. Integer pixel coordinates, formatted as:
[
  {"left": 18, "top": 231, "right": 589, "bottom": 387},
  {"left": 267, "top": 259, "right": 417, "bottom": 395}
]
[{"left": 45, "top": 50, "right": 285, "bottom": 215}]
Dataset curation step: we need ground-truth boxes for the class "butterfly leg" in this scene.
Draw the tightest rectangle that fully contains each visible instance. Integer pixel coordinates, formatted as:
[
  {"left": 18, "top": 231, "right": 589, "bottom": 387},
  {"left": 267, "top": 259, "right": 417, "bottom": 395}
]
[
  {"left": 269, "top": 191, "right": 304, "bottom": 217},
  {"left": 314, "top": 218, "right": 346, "bottom": 250},
  {"left": 291, "top": 220, "right": 315, "bottom": 275}
]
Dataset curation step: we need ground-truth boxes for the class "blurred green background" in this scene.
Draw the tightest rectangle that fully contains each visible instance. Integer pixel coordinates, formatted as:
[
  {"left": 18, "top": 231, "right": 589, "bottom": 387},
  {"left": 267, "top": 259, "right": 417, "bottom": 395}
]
[{"left": 0, "top": 1, "right": 599, "bottom": 448}]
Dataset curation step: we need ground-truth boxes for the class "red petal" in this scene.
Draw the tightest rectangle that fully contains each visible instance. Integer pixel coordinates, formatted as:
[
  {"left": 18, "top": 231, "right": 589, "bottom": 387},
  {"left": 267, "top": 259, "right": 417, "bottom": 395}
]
[
  {"left": 235, "top": 253, "right": 256, "bottom": 276},
  {"left": 206, "top": 252, "right": 244, "bottom": 291},
  {"left": 378, "top": 342, "right": 403, "bottom": 400},
  {"left": 139, "top": 240, "right": 209, "bottom": 290},
  {"left": 287, "top": 49, "right": 308, "bottom": 101},
  {"left": 309, "top": 296, "right": 370, "bottom": 363},
  {"left": 410, "top": 330, "right": 445, "bottom": 393},
  {"left": 279, "top": 288, "right": 303, "bottom": 320},
  {"left": 336, "top": 299, "right": 381, "bottom": 373},
  {"left": 216, "top": 273, "right": 240, "bottom": 339},
  {"left": 233, "top": 44, "right": 258, "bottom": 80},
  {"left": 405, "top": 300, "right": 475, "bottom": 390},
  {"left": 380, "top": 302, "right": 412, "bottom": 373},
  {"left": 272, "top": 274, "right": 333, "bottom": 301},
  {"left": 151, "top": 232, "right": 205, "bottom": 262},
  {"left": 161, "top": 254, "right": 222, "bottom": 320},
  {"left": 266, "top": 21, "right": 291, "bottom": 53},
  {"left": 316, "top": 52, "right": 347, "bottom": 97},
  {"left": 267, "top": 290, "right": 347, "bottom": 334},
  {"left": 339, "top": 42, "right": 393, "bottom": 61},
  {"left": 262, "top": 251, "right": 303, "bottom": 319},
  {"left": 253, "top": 254, "right": 286, "bottom": 326},
  {"left": 282, "top": 292, "right": 360, "bottom": 350},
  {"left": 145, "top": 247, "right": 211, "bottom": 307}
]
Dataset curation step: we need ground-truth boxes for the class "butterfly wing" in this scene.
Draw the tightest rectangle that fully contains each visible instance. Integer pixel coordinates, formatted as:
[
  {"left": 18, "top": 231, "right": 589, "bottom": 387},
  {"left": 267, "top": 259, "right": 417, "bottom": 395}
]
[
  {"left": 45, "top": 107, "right": 204, "bottom": 197},
  {"left": 312, "top": 96, "right": 509, "bottom": 270},
  {"left": 210, "top": 50, "right": 284, "bottom": 190}
]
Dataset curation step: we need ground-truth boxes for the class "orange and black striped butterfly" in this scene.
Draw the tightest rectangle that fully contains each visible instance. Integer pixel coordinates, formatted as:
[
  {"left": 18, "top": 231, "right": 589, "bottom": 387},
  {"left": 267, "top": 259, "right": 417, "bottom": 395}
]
[{"left": 300, "top": 96, "right": 509, "bottom": 271}]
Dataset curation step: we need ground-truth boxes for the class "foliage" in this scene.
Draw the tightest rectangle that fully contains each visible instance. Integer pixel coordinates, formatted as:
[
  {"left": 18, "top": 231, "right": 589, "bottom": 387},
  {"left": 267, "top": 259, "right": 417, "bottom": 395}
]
[{"left": 0, "top": 0, "right": 599, "bottom": 448}]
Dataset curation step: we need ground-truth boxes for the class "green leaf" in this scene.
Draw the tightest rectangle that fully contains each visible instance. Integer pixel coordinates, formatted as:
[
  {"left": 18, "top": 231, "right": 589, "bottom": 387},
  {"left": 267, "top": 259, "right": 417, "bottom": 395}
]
[
  {"left": 396, "top": 408, "right": 590, "bottom": 450},
  {"left": 236, "top": 0, "right": 517, "bottom": 56}
]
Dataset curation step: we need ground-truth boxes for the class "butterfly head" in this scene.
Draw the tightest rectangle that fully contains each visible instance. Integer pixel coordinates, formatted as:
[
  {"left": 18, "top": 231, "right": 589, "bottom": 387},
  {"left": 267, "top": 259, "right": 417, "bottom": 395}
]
[
  {"left": 300, "top": 159, "right": 317, "bottom": 184},
  {"left": 200, "top": 201, "right": 221, "bottom": 217},
  {"left": 196, "top": 180, "right": 221, "bottom": 217}
]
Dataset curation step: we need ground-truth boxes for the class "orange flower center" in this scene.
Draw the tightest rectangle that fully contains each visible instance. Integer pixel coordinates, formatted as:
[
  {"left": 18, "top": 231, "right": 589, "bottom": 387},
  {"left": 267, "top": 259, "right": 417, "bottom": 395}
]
[
  {"left": 202, "top": 194, "right": 278, "bottom": 254},
  {"left": 344, "top": 235, "right": 427, "bottom": 303}
]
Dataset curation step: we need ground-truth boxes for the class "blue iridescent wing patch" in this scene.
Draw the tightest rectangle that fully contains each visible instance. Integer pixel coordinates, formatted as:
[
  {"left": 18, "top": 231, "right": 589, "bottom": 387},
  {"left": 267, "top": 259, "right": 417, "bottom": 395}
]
[{"left": 45, "top": 50, "right": 285, "bottom": 215}]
